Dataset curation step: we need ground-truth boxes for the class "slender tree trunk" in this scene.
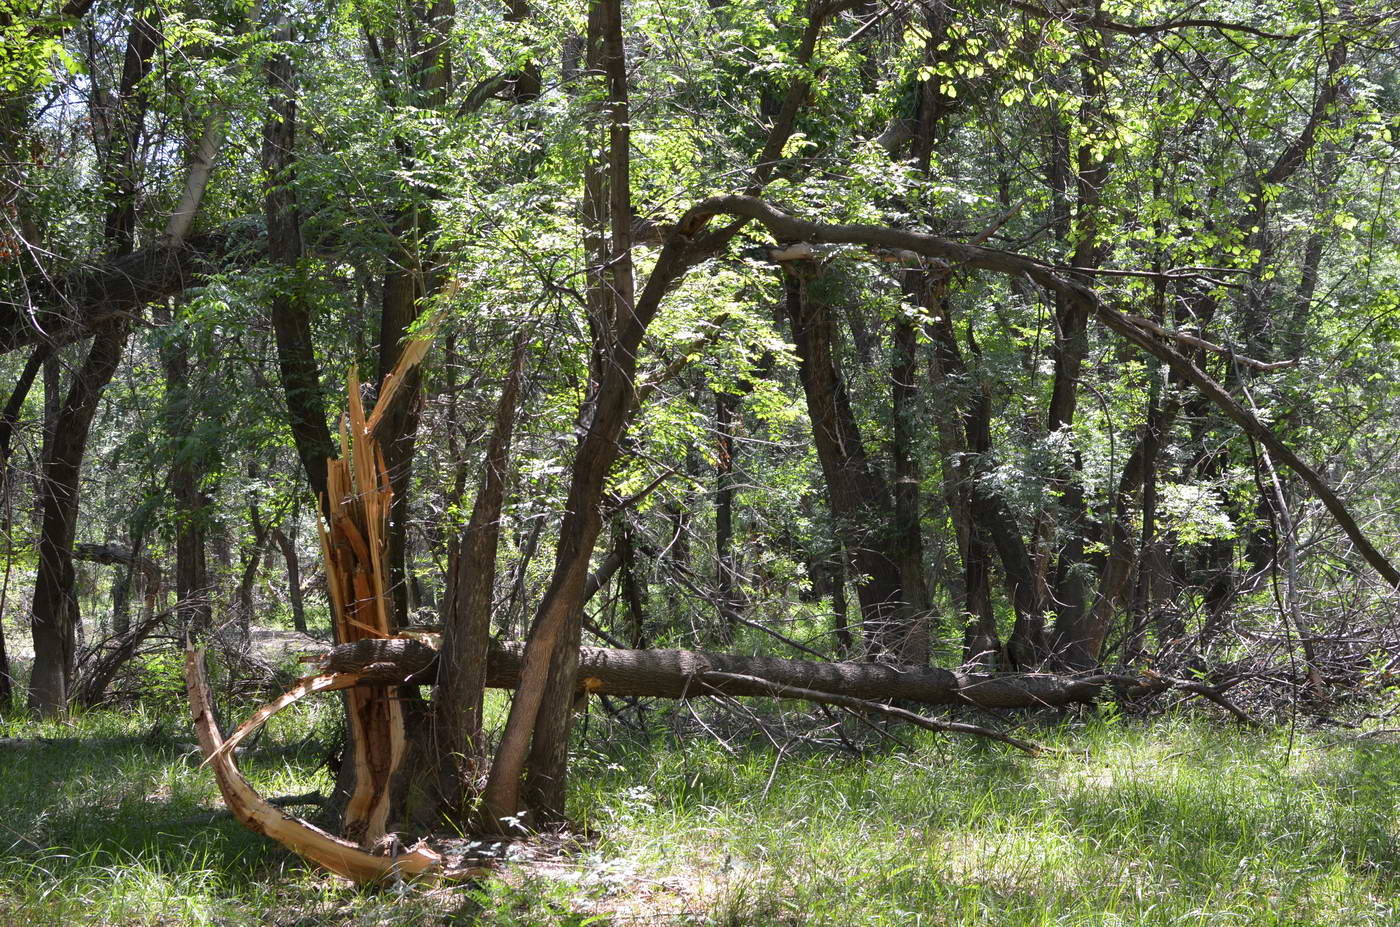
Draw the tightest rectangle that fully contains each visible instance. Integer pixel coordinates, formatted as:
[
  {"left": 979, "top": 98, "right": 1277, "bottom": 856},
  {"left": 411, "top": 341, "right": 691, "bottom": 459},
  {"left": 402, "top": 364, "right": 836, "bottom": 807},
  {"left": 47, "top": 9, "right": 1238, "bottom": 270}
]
[
  {"left": 0, "top": 345, "right": 46, "bottom": 704},
  {"left": 0, "top": 346, "right": 46, "bottom": 476},
  {"left": 272, "top": 524, "right": 307, "bottom": 633},
  {"left": 481, "top": 0, "right": 637, "bottom": 827},
  {"left": 239, "top": 501, "right": 275, "bottom": 634},
  {"left": 714, "top": 388, "right": 741, "bottom": 640},
  {"left": 430, "top": 335, "right": 526, "bottom": 819}
]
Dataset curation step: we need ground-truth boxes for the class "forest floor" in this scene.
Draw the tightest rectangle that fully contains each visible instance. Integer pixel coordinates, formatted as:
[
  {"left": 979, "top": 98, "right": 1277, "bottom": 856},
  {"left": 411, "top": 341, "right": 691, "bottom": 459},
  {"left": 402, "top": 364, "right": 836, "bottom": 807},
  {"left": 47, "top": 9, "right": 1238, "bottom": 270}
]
[{"left": 0, "top": 668, "right": 1397, "bottom": 926}]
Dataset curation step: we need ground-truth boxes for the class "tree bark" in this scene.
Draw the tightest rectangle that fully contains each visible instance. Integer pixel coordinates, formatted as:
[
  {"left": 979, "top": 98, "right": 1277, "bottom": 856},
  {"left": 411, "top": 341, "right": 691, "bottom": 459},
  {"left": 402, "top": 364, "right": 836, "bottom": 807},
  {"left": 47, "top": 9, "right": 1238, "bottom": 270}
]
[
  {"left": 925, "top": 300, "right": 1042, "bottom": 664},
  {"left": 714, "top": 388, "right": 742, "bottom": 641},
  {"left": 343, "top": 639, "right": 1118, "bottom": 711},
  {"left": 1043, "top": 20, "right": 1114, "bottom": 664},
  {"left": 783, "top": 267, "right": 905, "bottom": 658},
  {"left": 890, "top": 309, "right": 932, "bottom": 663},
  {"left": 28, "top": 322, "right": 130, "bottom": 712},
  {"left": 156, "top": 303, "right": 213, "bottom": 637},
  {"left": 430, "top": 335, "right": 526, "bottom": 818},
  {"left": 272, "top": 525, "right": 308, "bottom": 633},
  {"left": 263, "top": 16, "right": 334, "bottom": 510}
]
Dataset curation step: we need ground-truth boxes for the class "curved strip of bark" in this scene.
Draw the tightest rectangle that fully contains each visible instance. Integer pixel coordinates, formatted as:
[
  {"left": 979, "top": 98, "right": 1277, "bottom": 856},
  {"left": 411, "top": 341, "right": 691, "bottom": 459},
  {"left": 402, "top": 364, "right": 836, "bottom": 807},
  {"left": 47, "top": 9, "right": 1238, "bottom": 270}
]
[
  {"left": 208, "top": 670, "right": 363, "bottom": 764},
  {"left": 184, "top": 649, "right": 473, "bottom": 885}
]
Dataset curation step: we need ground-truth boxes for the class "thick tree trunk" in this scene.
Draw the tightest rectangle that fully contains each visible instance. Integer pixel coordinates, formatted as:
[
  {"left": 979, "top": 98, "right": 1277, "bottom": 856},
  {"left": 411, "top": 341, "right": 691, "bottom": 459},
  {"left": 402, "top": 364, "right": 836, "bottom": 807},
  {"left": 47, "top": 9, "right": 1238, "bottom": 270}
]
[
  {"left": 263, "top": 18, "right": 334, "bottom": 510},
  {"left": 28, "top": 322, "right": 130, "bottom": 712},
  {"left": 377, "top": 218, "right": 425, "bottom": 626},
  {"left": 369, "top": 0, "right": 454, "bottom": 627},
  {"left": 156, "top": 304, "right": 213, "bottom": 636},
  {"left": 337, "top": 639, "right": 1116, "bottom": 712},
  {"left": 1042, "top": 24, "right": 1113, "bottom": 665},
  {"left": 616, "top": 516, "right": 648, "bottom": 648},
  {"left": 783, "top": 268, "right": 905, "bottom": 657},
  {"left": 925, "top": 302, "right": 1042, "bottom": 664},
  {"left": 27, "top": 10, "right": 157, "bottom": 713},
  {"left": 891, "top": 310, "right": 932, "bottom": 663}
]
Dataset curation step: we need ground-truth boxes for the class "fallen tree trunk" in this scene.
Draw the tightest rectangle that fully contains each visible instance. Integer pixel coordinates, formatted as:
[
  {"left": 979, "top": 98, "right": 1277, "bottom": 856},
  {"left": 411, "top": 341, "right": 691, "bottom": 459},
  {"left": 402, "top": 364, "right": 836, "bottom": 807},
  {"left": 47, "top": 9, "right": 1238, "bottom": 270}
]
[
  {"left": 321, "top": 638, "right": 1114, "bottom": 710},
  {"left": 480, "top": 643, "right": 1109, "bottom": 708}
]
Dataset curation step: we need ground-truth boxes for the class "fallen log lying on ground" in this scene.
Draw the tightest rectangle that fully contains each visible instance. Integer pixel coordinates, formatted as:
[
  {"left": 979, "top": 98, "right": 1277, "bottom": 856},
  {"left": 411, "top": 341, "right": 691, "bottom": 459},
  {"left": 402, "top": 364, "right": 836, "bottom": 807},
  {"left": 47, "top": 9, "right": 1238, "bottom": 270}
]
[
  {"left": 434, "top": 640, "right": 1106, "bottom": 709},
  {"left": 323, "top": 637, "right": 1253, "bottom": 721}
]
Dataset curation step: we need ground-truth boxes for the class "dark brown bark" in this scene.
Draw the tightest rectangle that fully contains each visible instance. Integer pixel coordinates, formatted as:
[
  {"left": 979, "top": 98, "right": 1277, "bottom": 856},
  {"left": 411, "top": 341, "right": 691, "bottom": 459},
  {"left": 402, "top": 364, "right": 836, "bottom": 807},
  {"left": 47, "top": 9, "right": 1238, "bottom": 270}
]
[
  {"left": 263, "top": 18, "right": 334, "bottom": 509},
  {"left": 1042, "top": 21, "right": 1114, "bottom": 663},
  {"left": 368, "top": 0, "right": 454, "bottom": 627},
  {"left": 25, "top": 11, "right": 156, "bottom": 712},
  {"left": 377, "top": 220, "right": 425, "bottom": 626},
  {"left": 783, "top": 268, "right": 904, "bottom": 657},
  {"left": 431, "top": 335, "right": 527, "bottom": 817},
  {"left": 155, "top": 303, "right": 213, "bottom": 636},
  {"left": 925, "top": 302, "right": 1040, "bottom": 664},
  {"left": 272, "top": 525, "right": 307, "bottom": 633},
  {"left": 28, "top": 321, "right": 130, "bottom": 712},
  {"left": 392, "top": 640, "right": 1113, "bottom": 711},
  {"left": 891, "top": 310, "right": 932, "bottom": 663},
  {"left": 616, "top": 517, "right": 648, "bottom": 648}
]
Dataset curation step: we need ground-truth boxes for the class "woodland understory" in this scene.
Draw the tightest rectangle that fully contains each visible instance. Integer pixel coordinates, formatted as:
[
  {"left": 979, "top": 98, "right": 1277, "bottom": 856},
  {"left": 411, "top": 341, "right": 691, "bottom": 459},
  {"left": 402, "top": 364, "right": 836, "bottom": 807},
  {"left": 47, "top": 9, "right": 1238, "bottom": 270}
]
[{"left": 2, "top": 0, "right": 1400, "bottom": 904}]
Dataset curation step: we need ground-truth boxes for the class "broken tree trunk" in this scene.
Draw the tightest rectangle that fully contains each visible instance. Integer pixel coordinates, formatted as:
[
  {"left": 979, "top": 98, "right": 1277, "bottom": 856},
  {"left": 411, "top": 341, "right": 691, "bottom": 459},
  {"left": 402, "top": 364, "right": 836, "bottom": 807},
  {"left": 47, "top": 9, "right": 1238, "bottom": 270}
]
[
  {"left": 184, "top": 648, "right": 466, "bottom": 884},
  {"left": 317, "top": 364, "right": 419, "bottom": 847}
]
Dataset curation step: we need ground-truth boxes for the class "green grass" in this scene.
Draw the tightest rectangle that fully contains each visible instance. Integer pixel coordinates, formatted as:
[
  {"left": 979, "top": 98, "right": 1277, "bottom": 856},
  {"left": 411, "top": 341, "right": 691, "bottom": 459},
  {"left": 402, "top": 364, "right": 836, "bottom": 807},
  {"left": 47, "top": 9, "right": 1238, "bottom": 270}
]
[{"left": 0, "top": 697, "right": 1396, "bottom": 925}]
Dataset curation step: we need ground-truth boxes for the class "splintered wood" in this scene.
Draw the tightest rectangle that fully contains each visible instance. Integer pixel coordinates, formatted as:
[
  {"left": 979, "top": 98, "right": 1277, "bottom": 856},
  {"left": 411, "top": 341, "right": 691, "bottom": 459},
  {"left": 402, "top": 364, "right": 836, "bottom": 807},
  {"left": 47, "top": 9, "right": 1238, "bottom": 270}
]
[
  {"left": 184, "top": 341, "right": 463, "bottom": 885},
  {"left": 184, "top": 649, "right": 448, "bottom": 884},
  {"left": 319, "top": 366, "right": 405, "bottom": 848}
]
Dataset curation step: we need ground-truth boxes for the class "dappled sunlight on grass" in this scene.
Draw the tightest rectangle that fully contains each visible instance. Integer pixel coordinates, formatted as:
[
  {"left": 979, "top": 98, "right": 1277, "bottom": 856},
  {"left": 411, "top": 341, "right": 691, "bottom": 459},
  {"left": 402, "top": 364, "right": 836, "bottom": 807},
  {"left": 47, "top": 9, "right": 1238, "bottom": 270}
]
[{"left": 0, "top": 703, "right": 1396, "bottom": 924}]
